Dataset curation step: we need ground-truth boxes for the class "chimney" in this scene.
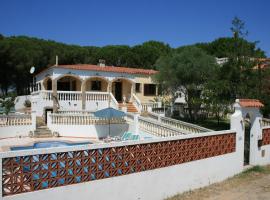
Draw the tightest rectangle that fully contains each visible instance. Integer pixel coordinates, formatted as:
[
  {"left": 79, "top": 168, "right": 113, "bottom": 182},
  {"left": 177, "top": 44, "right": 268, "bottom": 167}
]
[
  {"left": 98, "top": 59, "right": 106, "bottom": 67},
  {"left": 55, "top": 55, "right": 58, "bottom": 66}
]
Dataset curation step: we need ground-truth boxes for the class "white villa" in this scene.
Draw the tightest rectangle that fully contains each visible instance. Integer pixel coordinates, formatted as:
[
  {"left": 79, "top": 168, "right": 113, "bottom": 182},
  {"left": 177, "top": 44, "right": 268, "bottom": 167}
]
[
  {"left": 1, "top": 59, "right": 270, "bottom": 200},
  {"left": 31, "top": 60, "right": 159, "bottom": 118}
]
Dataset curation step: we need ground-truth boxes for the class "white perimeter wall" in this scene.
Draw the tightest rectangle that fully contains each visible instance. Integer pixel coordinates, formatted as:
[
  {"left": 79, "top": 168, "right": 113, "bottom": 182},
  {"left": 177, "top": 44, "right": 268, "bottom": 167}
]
[
  {"left": 85, "top": 101, "right": 110, "bottom": 112},
  {"left": 251, "top": 125, "right": 270, "bottom": 166},
  {"left": 48, "top": 123, "right": 130, "bottom": 138},
  {"left": 1, "top": 108, "right": 245, "bottom": 200},
  {"left": 0, "top": 125, "right": 33, "bottom": 138},
  {"left": 2, "top": 131, "right": 243, "bottom": 200}
]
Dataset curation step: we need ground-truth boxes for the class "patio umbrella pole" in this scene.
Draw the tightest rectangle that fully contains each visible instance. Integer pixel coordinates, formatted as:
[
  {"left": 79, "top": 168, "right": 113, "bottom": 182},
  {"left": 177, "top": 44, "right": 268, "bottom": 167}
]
[
  {"left": 94, "top": 107, "right": 126, "bottom": 140},
  {"left": 108, "top": 118, "right": 110, "bottom": 137}
]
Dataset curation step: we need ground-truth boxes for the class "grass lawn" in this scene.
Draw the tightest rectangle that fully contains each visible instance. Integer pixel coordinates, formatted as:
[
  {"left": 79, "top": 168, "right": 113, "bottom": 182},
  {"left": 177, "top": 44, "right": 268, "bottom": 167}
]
[{"left": 195, "top": 118, "right": 230, "bottom": 131}]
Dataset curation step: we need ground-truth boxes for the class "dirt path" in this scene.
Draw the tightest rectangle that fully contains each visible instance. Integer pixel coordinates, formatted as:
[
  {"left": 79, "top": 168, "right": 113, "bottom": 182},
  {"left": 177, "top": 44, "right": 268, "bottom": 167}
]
[{"left": 167, "top": 166, "right": 270, "bottom": 200}]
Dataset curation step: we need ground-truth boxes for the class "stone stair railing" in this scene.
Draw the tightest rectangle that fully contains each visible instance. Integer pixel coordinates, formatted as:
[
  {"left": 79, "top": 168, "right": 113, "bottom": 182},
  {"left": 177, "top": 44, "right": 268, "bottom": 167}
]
[
  {"left": 132, "top": 93, "right": 142, "bottom": 112},
  {"left": 109, "top": 92, "right": 119, "bottom": 108},
  {"left": 148, "top": 112, "right": 212, "bottom": 133},
  {"left": 141, "top": 102, "right": 159, "bottom": 112},
  {"left": 138, "top": 116, "right": 189, "bottom": 137}
]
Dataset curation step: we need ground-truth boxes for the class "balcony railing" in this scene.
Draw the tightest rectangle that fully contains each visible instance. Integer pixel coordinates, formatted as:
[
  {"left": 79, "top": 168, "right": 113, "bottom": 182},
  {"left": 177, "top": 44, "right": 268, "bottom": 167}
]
[
  {"left": 33, "top": 90, "right": 119, "bottom": 102},
  {"left": 86, "top": 91, "right": 109, "bottom": 101}
]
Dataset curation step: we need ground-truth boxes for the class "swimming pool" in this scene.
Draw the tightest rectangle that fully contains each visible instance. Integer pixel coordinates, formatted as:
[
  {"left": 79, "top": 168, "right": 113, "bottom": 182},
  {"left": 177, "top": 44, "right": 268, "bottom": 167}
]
[{"left": 10, "top": 141, "right": 91, "bottom": 151}]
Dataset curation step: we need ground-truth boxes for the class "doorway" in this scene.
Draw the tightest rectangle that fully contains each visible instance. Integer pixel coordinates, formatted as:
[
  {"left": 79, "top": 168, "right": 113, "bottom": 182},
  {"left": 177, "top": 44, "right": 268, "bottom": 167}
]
[
  {"left": 114, "top": 82, "right": 122, "bottom": 102},
  {"left": 45, "top": 108, "right": 53, "bottom": 124},
  {"left": 244, "top": 119, "right": 251, "bottom": 165}
]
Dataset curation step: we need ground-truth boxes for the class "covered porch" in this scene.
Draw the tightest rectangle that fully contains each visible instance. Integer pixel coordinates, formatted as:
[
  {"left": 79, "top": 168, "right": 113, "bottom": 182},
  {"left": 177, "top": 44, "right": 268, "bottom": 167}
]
[{"left": 33, "top": 75, "right": 138, "bottom": 116}]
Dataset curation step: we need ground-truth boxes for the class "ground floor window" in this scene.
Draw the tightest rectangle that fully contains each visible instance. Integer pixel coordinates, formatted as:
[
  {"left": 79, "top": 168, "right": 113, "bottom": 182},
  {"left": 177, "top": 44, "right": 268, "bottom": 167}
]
[
  {"left": 144, "top": 84, "right": 156, "bottom": 96},
  {"left": 91, "top": 81, "right": 102, "bottom": 91},
  {"left": 135, "top": 83, "right": 141, "bottom": 93}
]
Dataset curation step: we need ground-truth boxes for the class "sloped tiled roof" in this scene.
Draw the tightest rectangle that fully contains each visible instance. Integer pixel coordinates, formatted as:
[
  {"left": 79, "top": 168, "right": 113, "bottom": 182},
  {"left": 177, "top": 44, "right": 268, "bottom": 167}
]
[
  {"left": 38, "top": 64, "right": 158, "bottom": 76},
  {"left": 239, "top": 99, "right": 264, "bottom": 108},
  {"left": 253, "top": 58, "right": 270, "bottom": 70}
]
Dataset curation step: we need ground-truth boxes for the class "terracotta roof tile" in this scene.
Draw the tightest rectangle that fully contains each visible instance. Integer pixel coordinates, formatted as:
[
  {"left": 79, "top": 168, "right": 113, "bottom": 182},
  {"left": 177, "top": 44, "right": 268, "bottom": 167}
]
[
  {"left": 50, "top": 64, "right": 158, "bottom": 75},
  {"left": 239, "top": 99, "right": 264, "bottom": 108}
]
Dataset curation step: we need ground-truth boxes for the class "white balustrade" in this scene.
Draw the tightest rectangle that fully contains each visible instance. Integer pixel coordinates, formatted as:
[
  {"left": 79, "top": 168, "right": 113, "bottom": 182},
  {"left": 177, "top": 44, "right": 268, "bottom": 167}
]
[
  {"left": 58, "top": 110, "right": 94, "bottom": 115},
  {"left": 138, "top": 116, "right": 188, "bottom": 137},
  {"left": 148, "top": 112, "right": 211, "bottom": 133},
  {"left": 32, "top": 90, "right": 52, "bottom": 101},
  {"left": 58, "top": 91, "right": 82, "bottom": 101},
  {"left": 0, "top": 115, "right": 32, "bottom": 127},
  {"left": 147, "top": 112, "right": 159, "bottom": 120},
  {"left": 49, "top": 113, "right": 126, "bottom": 125},
  {"left": 132, "top": 94, "right": 142, "bottom": 112},
  {"left": 126, "top": 112, "right": 135, "bottom": 123},
  {"left": 109, "top": 93, "right": 119, "bottom": 108},
  {"left": 141, "top": 102, "right": 159, "bottom": 111},
  {"left": 86, "top": 92, "right": 109, "bottom": 101},
  {"left": 262, "top": 118, "right": 270, "bottom": 127},
  {"left": 34, "top": 90, "right": 84, "bottom": 101}
]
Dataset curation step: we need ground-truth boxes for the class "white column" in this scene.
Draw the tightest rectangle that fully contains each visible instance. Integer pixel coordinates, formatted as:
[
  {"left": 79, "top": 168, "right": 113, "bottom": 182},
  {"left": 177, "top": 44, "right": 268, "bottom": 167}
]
[
  {"left": 31, "top": 111, "right": 36, "bottom": 131},
  {"left": 40, "top": 80, "right": 45, "bottom": 90},
  {"left": 249, "top": 108, "right": 263, "bottom": 165},
  {"left": 81, "top": 80, "right": 86, "bottom": 110},
  {"left": 230, "top": 104, "right": 244, "bottom": 168},
  {"left": 52, "top": 79, "right": 57, "bottom": 112},
  {"left": 134, "top": 114, "right": 139, "bottom": 135},
  {"left": 108, "top": 81, "right": 112, "bottom": 93},
  {"left": 0, "top": 157, "right": 2, "bottom": 198}
]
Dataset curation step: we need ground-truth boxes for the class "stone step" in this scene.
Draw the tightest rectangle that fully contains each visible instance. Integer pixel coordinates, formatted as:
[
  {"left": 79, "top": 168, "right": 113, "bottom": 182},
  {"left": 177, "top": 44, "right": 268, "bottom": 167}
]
[
  {"left": 34, "top": 134, "right": 53, "bottom": 138},
  {"left": 38, "top": 126, "right": 48, "bottom": 129},
  {"left": 34, "top": 126, "right": 53, "bottom": 138},
  {"left": 119, "top": 102, "right": 138, "bottom": 113},
  {"left": 34, "top": 131, "right": 52, "bottom": 135}
]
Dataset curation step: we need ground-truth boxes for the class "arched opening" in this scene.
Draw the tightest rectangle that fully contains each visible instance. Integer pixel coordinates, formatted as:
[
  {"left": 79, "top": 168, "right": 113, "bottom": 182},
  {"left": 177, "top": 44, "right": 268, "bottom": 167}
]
[
  {"left": 57, "top": 75, "right": 82, "bottom": 91},
  {"left": 43, "top": 77, "right": 52, "bottom": 90},
  {"left": 84, "top": 77, "right": 109, "bottom": 92},
  {"left": 244, "top": 113, "right": 251, "bottom": 165},
  {"left": 111, "top": 78, "right": 133, "bottom": 102}
]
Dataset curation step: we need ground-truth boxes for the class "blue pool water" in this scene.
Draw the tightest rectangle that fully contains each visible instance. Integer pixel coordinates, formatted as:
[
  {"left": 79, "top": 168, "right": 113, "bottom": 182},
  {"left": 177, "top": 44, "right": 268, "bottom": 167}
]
[{"left": 10, "top": 141, "right": 91, "bottom": 151}]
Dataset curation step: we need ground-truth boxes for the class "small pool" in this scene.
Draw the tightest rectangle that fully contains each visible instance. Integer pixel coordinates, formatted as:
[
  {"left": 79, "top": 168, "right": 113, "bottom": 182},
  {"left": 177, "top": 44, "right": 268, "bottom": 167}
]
[{"left": 10, "top": 141, "right": 91, "bottom": 151}]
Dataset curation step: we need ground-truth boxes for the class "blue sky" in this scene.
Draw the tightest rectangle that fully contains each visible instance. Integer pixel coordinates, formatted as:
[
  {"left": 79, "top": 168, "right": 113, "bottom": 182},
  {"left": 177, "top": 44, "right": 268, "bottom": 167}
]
[{"left": 1, "top": 0, "right": 269, "bottom": 56}]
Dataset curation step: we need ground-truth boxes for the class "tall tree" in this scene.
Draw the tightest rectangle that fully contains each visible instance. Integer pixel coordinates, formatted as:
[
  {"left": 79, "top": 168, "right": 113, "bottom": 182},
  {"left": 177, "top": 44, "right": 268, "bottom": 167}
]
[
  {"left": 155, "top": 46, "right": 217, "bottom": 121},
  {"left": 216, "top": 17, "right": 262, "bottom": 100}
]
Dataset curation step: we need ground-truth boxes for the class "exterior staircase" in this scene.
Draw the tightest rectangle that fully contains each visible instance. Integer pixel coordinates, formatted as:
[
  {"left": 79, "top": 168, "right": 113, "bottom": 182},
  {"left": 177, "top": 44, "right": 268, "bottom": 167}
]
[
  {"left": 34, "top": 126, "right": 53, "bottom": 138},
  {"left": 119, "top": 102, "right": 138, "bottom": 113}
]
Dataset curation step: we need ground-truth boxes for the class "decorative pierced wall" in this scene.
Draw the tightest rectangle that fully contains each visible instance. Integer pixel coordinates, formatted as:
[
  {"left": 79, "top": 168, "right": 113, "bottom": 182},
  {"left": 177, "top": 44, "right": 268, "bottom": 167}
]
[
  {"left": 2, "top": 133, "right": 236, "bottom": 196},
  {"left": 262, "top": 128, "right": 270, "bottom": 145}
]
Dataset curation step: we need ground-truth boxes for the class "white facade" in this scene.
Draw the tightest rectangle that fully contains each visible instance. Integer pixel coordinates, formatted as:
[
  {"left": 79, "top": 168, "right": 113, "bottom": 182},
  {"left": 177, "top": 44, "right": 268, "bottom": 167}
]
[{"left": 31, "top": 65, "right": 159, "bottom": 117}]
